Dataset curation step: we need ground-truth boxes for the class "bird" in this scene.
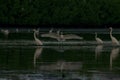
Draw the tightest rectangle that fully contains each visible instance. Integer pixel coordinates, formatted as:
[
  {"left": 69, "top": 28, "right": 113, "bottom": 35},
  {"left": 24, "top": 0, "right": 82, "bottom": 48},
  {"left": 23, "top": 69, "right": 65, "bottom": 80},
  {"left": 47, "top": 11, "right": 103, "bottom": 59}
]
[
  {"left": 1, "top": 29, "right": 9, "bottom": 38},
  {"left": 49, "top": 28, "right": 53, "bottom": 33},
  {"left": 33, "top": 29, "right": 43, "bottom": 45},
  {"left": 41, "top": 29, "right": 83, "bottom": 41},
  {"left": 1, "top": 29, "right": 9, "bottom": 35},
  {"left": 33, "top": 28, "right": 39, "bottom": 35},
  {"left": 41, "top": 29, "right": 60, "bottom": 41},
  {"left": 95, "top": 32, "right": 103, "bottom": 44},
  {"left": 60, "top": 32, "right": 83, "bottom": 41},
  {"left": 16, "top": 28, "right": 19, "bottom": 33},
  {"left": 109, "top": 27, "right": 119, "bottom": 45}
]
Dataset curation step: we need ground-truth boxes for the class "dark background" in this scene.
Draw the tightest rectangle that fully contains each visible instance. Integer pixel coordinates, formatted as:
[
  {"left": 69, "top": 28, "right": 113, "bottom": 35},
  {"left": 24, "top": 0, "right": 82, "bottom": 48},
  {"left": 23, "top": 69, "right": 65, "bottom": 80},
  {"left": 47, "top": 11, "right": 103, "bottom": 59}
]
[{"left": 0, "top": 0, "right": 120, "bottom": 28}]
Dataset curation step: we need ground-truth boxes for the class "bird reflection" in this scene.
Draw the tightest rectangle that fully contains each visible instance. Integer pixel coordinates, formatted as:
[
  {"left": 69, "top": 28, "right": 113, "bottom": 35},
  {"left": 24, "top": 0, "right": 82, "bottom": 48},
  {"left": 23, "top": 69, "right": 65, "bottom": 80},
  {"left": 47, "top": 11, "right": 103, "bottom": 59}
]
[
  {"left": 33, "top": 46, "right": 43, "bottom": 68},
  {"left": 95, "top": 45, "right": 103, "bottom": 60},
  {"left": 46, "top": 46, "right": 82, "bottom": 52},
  {"left": 56, "top": 60, "right": 65, "bottom": 72},
  {"left": 110, "top": 47, "right": 119, "bottom": 70}
]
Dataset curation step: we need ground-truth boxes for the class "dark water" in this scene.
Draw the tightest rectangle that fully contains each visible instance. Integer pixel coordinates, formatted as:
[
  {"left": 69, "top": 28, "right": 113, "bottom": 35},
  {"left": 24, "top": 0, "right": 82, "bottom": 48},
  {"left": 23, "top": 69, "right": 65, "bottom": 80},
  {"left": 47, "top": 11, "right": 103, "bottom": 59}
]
[{"left": 0, "top": 28, "right": 120, "bottom": 80}]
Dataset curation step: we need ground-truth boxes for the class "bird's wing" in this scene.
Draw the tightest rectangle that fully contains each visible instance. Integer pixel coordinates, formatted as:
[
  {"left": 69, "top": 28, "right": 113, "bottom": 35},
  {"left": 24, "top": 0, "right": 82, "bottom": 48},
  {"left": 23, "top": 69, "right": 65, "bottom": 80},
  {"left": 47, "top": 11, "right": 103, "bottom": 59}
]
[
  {"left": 41, "top": 33, "right": 59, "bottom": 39},
  {"left": 63, "top": 34, "right": 83, "bottom": 40},
  {"left": 41, "top": 33, "right": 51, "bottom": 37}
]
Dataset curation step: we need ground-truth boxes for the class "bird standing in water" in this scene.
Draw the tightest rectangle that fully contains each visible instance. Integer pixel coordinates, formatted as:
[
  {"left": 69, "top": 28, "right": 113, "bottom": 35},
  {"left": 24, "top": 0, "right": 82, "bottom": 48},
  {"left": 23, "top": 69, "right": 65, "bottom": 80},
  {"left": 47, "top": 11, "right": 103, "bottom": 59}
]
[
  {"left": 33, "top": 29, "right": 43, "bottom": 45},
  {"left": 95, "top": 32, "right": 103, "bottom": 44},
  {"left": 109, "top": 27, "right": 119, "bottom": 45}
]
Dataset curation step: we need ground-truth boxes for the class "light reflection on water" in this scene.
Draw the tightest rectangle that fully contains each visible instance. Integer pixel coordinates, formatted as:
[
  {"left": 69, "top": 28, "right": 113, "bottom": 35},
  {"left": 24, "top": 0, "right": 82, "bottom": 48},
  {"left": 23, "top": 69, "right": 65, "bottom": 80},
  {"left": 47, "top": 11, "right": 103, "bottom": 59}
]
[
  {"left": 0, "top": 28, "right": 120, "bottom": 79},
  {"left": 0, "top": 45, "right": 120, "bottom": 79}
]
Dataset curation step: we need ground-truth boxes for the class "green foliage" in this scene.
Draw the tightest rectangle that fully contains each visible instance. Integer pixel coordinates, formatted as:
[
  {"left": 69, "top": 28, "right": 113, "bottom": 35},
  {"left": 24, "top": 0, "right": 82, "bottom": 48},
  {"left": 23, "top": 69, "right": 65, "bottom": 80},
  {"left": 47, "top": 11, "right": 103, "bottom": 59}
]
[{"left": 0, "top": 0, "right": 120, "bottom": 26}]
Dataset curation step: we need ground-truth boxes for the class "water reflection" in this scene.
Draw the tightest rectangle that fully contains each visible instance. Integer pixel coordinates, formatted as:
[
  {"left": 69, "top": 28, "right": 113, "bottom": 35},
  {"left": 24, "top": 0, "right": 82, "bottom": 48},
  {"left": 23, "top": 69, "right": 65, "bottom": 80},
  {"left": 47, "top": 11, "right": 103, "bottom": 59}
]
[
  {"left": 45, "top": 46, "right": 82, "bottom": 52},
  {"left": 95, "top": 45, "right": 103, "bottom": 60},
  {"left": 0, "top": 44, "right": 120, "bottom": 79},
  {"left": 110, "top": 47, "right": 119, "bottom": 70},
  {"left": 35, "top": 61, "right": 82, "bottom": 71},
  {"left": 33, "top": 46, "right": 83, "bottom": 72},
  {"left": 34, "top": 46, "right": 43, "bottom": 67}
]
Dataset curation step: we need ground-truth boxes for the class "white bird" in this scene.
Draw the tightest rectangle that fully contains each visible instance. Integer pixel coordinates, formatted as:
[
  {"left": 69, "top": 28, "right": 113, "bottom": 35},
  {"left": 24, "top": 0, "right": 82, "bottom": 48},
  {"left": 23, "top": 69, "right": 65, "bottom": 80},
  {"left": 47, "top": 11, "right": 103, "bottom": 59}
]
[
  {"left": 33, "top": 30, "right": 43, "bottom": 45},
  {"left": 49, "top": 28, "right": 53, "bottom": 33},
  {"left": 42, "top": 29, "right": 83, "bottom": 41},
  {"left": 16, "top": 28, "right": 19, "bottom": 33},
  {"left": 41, "top": 29, "right": 60, "bottom": 41},
  {"left": 95, "top": 32, "right": 103, "bottom": 44},
  {"left": 33, "top": 29, "right": 39, "bottom": 35},
  {"left": 109, "top": 27, "right": 119, "bottom": 45},
  {"left": 1, "top": 29, "right": 9, "bottom": 35},
  {"left": 1, "top": 29, "right": 9, "bottom": 38},
  {"left": 60, "top": 32, "right": 83, "bottom": 41}
]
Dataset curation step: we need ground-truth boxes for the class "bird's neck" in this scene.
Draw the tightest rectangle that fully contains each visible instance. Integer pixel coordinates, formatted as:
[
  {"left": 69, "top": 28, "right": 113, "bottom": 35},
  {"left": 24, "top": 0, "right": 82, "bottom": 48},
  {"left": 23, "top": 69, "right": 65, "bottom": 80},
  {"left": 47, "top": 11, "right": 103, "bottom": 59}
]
[
  {"left": 57, "top": 31, "right": 60, "bottom": 35},
  {"left": 34, "top": 32, "right": 37, "bottom": 40},
  {"left": 95, "top": 33, "right": 97, "bottom": 38},
  {"left": 49, "top": 29, "right": 52, "bottom": 33},
  {"left": 110, "top": 29, "right": 112, "bottom": 37}
]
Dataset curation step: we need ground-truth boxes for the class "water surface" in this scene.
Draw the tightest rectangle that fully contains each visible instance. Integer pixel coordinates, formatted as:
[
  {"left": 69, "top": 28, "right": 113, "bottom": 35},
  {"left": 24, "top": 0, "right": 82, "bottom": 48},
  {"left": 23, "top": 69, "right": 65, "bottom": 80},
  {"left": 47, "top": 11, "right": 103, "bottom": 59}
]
[{"left": 0, "top": 28, "right": 120, "bottom": 80}]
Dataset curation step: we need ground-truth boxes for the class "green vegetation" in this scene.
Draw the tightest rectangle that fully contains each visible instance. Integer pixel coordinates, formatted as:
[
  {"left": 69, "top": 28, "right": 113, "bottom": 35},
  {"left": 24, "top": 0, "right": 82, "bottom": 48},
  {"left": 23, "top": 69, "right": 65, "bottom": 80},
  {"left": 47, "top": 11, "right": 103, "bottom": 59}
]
[{"left": 0, "top": 0, "right": 120, "bottom": 26}]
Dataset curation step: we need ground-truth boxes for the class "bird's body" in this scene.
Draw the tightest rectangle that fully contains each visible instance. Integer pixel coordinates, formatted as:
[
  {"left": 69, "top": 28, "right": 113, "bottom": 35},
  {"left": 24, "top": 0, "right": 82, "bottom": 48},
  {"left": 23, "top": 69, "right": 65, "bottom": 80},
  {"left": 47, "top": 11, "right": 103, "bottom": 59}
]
[
  {"left": 16, "top": 28, "right": 19, "bottom": 33},
  {"left": 1, "top": 29, "right": 9, "bottom": 39},
  {"left": 95, "top": 32, "right": 103, "bottom": 44},
  {"left": 60, "top": 32, "right": 83, "bottom": 41},
  {"left": 109, "top": 27, "right": 119, "bottom": 45},
  {"left": 34, "top": 30, "right": 43, "bottom": 45},
  {"left": 1, "top": 29, "right": 9, "bottom": 36}
]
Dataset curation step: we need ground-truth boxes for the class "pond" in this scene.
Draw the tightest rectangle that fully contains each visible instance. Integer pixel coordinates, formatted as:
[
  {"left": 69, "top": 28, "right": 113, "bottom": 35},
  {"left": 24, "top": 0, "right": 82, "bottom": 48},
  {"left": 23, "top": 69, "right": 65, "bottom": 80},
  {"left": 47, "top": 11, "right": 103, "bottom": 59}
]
[{"left": 0, "top": 28, "right": 120, "bottom": 80}]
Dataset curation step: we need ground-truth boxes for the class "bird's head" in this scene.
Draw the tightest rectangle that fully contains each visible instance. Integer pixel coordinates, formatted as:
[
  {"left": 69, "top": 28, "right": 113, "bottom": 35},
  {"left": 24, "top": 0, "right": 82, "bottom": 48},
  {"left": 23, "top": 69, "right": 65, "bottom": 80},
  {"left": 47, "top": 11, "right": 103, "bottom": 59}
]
[
  {"left": 33, "top": 29, "right": 36, "bottom": 32},
  {"left": 109, "top": 27, "right": 112, "bottom": 30},
  {"left": 33, "top": 29, "right": 39, "bottom": 35}
]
